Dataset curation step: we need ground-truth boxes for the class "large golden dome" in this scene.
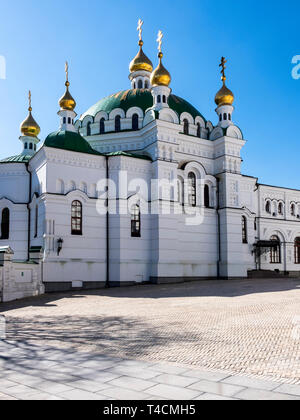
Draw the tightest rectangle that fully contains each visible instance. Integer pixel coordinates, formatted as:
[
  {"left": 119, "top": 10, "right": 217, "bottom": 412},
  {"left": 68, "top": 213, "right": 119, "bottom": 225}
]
[
  {"left": 150, "top": 52, "right": 171, "bottom": 87},
  {"left": 20, "top": 92, "right": 40, "bottom": 137},
  {"left": 129, "top": 40, "right": 153, "bottom": 73},
  {"left": 215, "top": 82, "right": 234, "bottom": 106},
  {"left": 59, "top": 81, "right": 76, "bottom": 111},
  {"left": 20, "top": 109, "right": 40, "bottom": 137}
]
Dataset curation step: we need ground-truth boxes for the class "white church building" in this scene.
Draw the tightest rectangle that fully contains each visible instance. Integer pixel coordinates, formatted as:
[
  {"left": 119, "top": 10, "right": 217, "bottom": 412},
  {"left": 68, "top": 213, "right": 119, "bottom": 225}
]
[{"left": 1, "top": 23, "right": 300, "bottom": 296}]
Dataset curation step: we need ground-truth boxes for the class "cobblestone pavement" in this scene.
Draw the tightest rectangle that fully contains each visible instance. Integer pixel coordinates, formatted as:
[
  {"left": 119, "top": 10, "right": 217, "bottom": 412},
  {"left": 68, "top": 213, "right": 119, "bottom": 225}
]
[{"left": 0, "top": 278, "right": 300, "bottom": 400}]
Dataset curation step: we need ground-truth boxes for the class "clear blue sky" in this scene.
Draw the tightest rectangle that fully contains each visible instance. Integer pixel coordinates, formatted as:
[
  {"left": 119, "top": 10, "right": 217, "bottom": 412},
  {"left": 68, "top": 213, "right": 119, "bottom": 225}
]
[{"left": 0, "top": 0, "right": 299, "bottom": 188}]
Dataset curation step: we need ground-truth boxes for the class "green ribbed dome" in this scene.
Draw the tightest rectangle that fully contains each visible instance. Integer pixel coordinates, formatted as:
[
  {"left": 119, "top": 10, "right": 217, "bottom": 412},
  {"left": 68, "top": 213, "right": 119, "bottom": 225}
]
[
  {"left": 0, "top": 154, "right": 32, "bottom": 163},
  {"left": 80, "top": 89, "right": 206, "bottom": 121},
  {"left": 44, "top": 130, "right": 101, "bottom": 155}
]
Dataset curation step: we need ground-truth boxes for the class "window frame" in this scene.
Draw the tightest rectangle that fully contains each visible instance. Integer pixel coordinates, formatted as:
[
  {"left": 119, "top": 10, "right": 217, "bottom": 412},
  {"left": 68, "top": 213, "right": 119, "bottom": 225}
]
[
  {"left": 242, "top": 216, "right": 248, "bottom": 244},
  {"left": 115, "top": 115, "right": 121, "bottom": 132},
  {"left": 1, "top": 208, "right": 10, "bottom": 240},
  {"left": 270, "top": 235, "right": 281, "bottom": 264},
  {"left": 187, "top": 172, "right": 197, "bottom": 207},
  {"left": 71, "top": 200, "right": 83, "bottom": 236},
  {"left": 295, "top": 238, "right": 300, "bottom": 264},
  {"left": 131, "top": 204, "right": 141, "bottom": 238}
]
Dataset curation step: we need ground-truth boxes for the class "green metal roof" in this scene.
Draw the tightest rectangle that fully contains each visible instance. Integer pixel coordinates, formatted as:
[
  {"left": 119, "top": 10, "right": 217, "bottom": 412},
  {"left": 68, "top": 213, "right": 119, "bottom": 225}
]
[
  {"left": 0, "top": 154, "right": 32, "bottom": 163},
  {"left": 106, "top": 151, "right": 152, "bottom": 161},
  {"left": 44, "top": 130, "right": 102, "bottom": 156},
  {"left": 80, "top": 89, "right": 206, "bottom": 122}
]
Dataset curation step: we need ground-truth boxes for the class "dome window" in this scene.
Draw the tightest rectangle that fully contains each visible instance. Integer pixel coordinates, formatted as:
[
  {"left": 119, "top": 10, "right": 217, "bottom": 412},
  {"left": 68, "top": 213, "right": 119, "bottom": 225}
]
[
  {"left": 223, "top": 114, "right": 227, "bottom": 120},
  {"left": 63, "top": 117, "right": 66, "bottom": 124},
  {"left": 163, "top": 95, "right": 166, "bottom": 103},
  {"left": 87, "top": 122, "right": 91, "bottom": 136},
  {"left": 29, "top": 143, "right": 33, "bottom": 150},
  {"left": 197, "top": 123, "right": 201, "bottom": 138},
  {"left": 183, "top": 119, "right": 189, "bottom": 135},
  {"left": 132, "top": 114, "right": 139, "bottom": 131},
  {"left": 24, "top": 142, "right": 28, "bottom": 149},
  {"left": 100, "top": 118, "right": 105, "bottom": 134},
  {"left": 157, "top": 95, "right": 161, "bottom": 103},
  {"left": 145, "top": 80, "right": 149, "bottom": 89},
  {"left": 68, "top": 117, "right": 71, "bottom": 124},
  {"left": 115, "top": 115, "right": 121, "bottom": 132},
  {"left": 138, "top": 80, "right": 143, "bottom": 89}
]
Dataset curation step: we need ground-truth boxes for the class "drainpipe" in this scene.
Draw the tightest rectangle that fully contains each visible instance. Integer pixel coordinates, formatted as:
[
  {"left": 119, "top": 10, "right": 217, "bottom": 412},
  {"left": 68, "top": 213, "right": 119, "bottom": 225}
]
[
  {"left": 25, "top": 163, "right": 32, "bottom": 261},
  {"left": 216, "top": 178, "right": 221, "bottom": 279},
  {"left": 105, "top": 155, "right": 110, "bottom": 288}
]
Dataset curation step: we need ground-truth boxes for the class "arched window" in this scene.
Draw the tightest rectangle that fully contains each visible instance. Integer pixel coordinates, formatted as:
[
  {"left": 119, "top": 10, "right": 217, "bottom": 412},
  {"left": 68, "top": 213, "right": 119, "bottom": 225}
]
[
  {"left": 131, "top": 204, "right": 141, "bottom": 237},
  {"left": 145, "top": 80, "right": 149, "bottom": 89},
  {"left": 100, "top": 118, "right": 105, "bottom": 134},
  {"left": 266, "top": 201, "right": 271, "bottom": 213},
  {"left": 197, "top": 123, "right": 201, "bottom": 138},
  {"left": 228, "top": 114, "right": 231, "bottom": 121},
  {"left": 71, "top": 201, "right": 82, "bottom": 235},
  {"left": 34, "top": 205, "right": 38, "bottom": 238},
  {"left": 163, "top": 95, "right": 166, "bottom": 103},
  {"left": 86, "top": 122, "right": 91, "bottom": 136},
  {"left": 157, "top": 95, "right": 161, "bottom": 103},
  {"left": 278, "top": 202, "right": 283, "bottom": 215},
  {"left": 115, "top": 115, "right": 121, "bottom": 132},
  {"left": 132, "top": 114, "right": 139, "bottom": 131},
  {"left": 133, "top": 82, "right": 136, "bottom": 89},
  {"left": 138, "top": 80, "right": 143, "bottom": 89},
  {"left": 291, "top": 203, "right": 296, "bottom": 216},
  {"left": 188, "top": 172, "right": 196, "bottom": 207},
  {"left": 295, "top": 238, "right": 300, "bottom": 264},
  {"left": 242, "top": 216, "right": 248, "bottom": 244},
  {"left": 204, "top": 184, "right": 210, "bottom": 208},
  {"left": 29, "top": 143, "right": 33, "bottom": 150},
  {"left": 68, "top": 117, "right": 71, "bottom": 124},
  {"left": 24, "top": 142, "right": 28, "bottom": 149},
  {"left": 1, "top": 208, "right": 9, "bottom": 240},
  {"left": 223, "top": 114, "right": 227, "bottom": 120},
  {"left": 219, "top": 114, "right": 222, "bottom": 122},
  {"left": 270, "top": 235, "right": 281, "bottom": 264},
  {"left": 34, "top": 145, "right": 37, "bottom": 151},
  {"left": 63, "top": 117, "right": 66, "bottom": 124},
  {"left": 183, "top": 119, "right": 189, "bottom": 135}
]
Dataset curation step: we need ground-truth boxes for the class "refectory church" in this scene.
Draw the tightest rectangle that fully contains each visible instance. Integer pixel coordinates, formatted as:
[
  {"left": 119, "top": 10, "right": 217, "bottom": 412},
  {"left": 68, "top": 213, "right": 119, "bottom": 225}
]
[{"left": 1, "top": 21, "right": 300, "bottom": 298}]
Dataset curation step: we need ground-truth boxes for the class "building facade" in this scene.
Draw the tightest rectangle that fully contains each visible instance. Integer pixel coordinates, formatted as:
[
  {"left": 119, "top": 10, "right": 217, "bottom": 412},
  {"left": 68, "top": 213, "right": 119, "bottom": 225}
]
[{"left": 0, "top": 25, "right": 299, "bottom": 293}]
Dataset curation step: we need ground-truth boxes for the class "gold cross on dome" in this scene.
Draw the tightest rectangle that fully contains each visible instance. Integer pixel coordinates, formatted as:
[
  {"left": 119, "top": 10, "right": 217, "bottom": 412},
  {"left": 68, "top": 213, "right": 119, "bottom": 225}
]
[
  {"left": 65, "top": 61, "right": 69, "bottom": 82},
  {"left": 157, "top": 30, "right": 163, "bottom": 52},
  {"left": 219, "top": 56, "right": 227, "bottom": 81},
  {"left": 28, "top": 90, "right": 32, "bottom": 111},
  {"left": 137, "top": 19, "right": 144, "bottom": 41}
]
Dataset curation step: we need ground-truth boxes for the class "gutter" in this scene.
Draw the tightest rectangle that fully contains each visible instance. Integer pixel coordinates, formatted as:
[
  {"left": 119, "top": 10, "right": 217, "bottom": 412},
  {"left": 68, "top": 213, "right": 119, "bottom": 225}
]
[
  {"left": 25, "top": 162, "right": 32, "bottom": 261},
  {"left": 216, "top": 178, "right": 221, "bottom": 278},
  {"left": 105, "top": 155, "right": 110, "bottom": 288}
]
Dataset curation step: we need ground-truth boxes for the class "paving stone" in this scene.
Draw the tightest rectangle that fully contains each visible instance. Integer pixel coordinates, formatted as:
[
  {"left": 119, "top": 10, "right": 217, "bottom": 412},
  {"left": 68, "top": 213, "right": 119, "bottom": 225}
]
[
  {"left": 100, "top": 387, "right": 151, "bottom": 400},
  {"left": 150, "top": 363, "right": 189, "bottom": 375},
  {"left": 273, "top": 383, "right": 300, "bottom": 397},
  {"left": 153, "top": 374, "right": 199, "bottom": 387},
  {"left": 222, "top": 376, "right": 279, "bottom": 391},
  {"left": 0, "top": 392, "right": 18, "bottom": 400},
  {"left": 146, "top": 384, "right": 200, "bottom": 400},
  {"left": 235, "top": 388, "right": 300, "bottom": 400},
  {"left": 59, "top": 389, "right": 108, "bottom": 400},
  {"left": 106, "top": 366, "right": 161, "bottom": 380},
  {"left": 65, "top": 379, "right": 113, "bottom": 393},
  {"left": 4, "top": 384, "right": 41, "bottom": 398},
  {"left": 107, "top": 376, "right": 156, "bottom": 392},
  {"left": 31, "top": 381, "right": 75, "bottom": 394},
  {"left": 183, "top": 369, "right": 230, "bottom": 382},
  {"left": 188, "top": 380, "right": 244, "bottom": 397},
  {"left": 194, "top": 393, "right": 237, "bottom": 400}
]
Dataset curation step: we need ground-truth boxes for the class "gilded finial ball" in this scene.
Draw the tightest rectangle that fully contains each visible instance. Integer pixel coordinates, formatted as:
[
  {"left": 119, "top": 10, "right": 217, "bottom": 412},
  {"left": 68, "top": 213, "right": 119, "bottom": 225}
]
[
  {"left": 158, "top": 52, "right": 163, "bottom": 59},
  {"left": 138, "top": 40, "right": 144, "bottom": 47},
  {"left": 65, "top": 81, "right": 70, "bottom": 87}
]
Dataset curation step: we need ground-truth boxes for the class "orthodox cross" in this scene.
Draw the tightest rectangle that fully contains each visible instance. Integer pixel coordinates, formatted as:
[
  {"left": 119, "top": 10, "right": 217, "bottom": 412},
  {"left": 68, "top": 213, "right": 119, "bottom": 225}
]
[
  {"left": 137, "top": 19, "right": 144, "bottom": 41},
  {"left": 65, "top": 61, "right": 69, "bottom": 82},
  {"left": 28, "top": 90, "right": 32, "bottom": 111},
  {"left": 219, "top": 56, "right": 227, "bottom": 82},
  {"left": 157, "top": 30, "right": 163, "bottom": 53}
]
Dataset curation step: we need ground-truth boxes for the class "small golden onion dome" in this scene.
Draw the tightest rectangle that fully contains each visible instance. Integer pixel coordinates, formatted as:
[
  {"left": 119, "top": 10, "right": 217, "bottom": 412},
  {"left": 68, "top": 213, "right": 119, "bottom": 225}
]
[
  {"left": 150, "top": 52, "right": 171, "bottom": 87},
  {"left": 129, "top": 40, "right": 153, "bottom": 73},
  {"left": 215, "top": 81, "right": 234, "bottom": 107},
  {"left": 59, "top": 81, "right": 76, "bottom": 111},
  {"left": 20, "top": 107, "right": 40, "bottom": 137}
]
